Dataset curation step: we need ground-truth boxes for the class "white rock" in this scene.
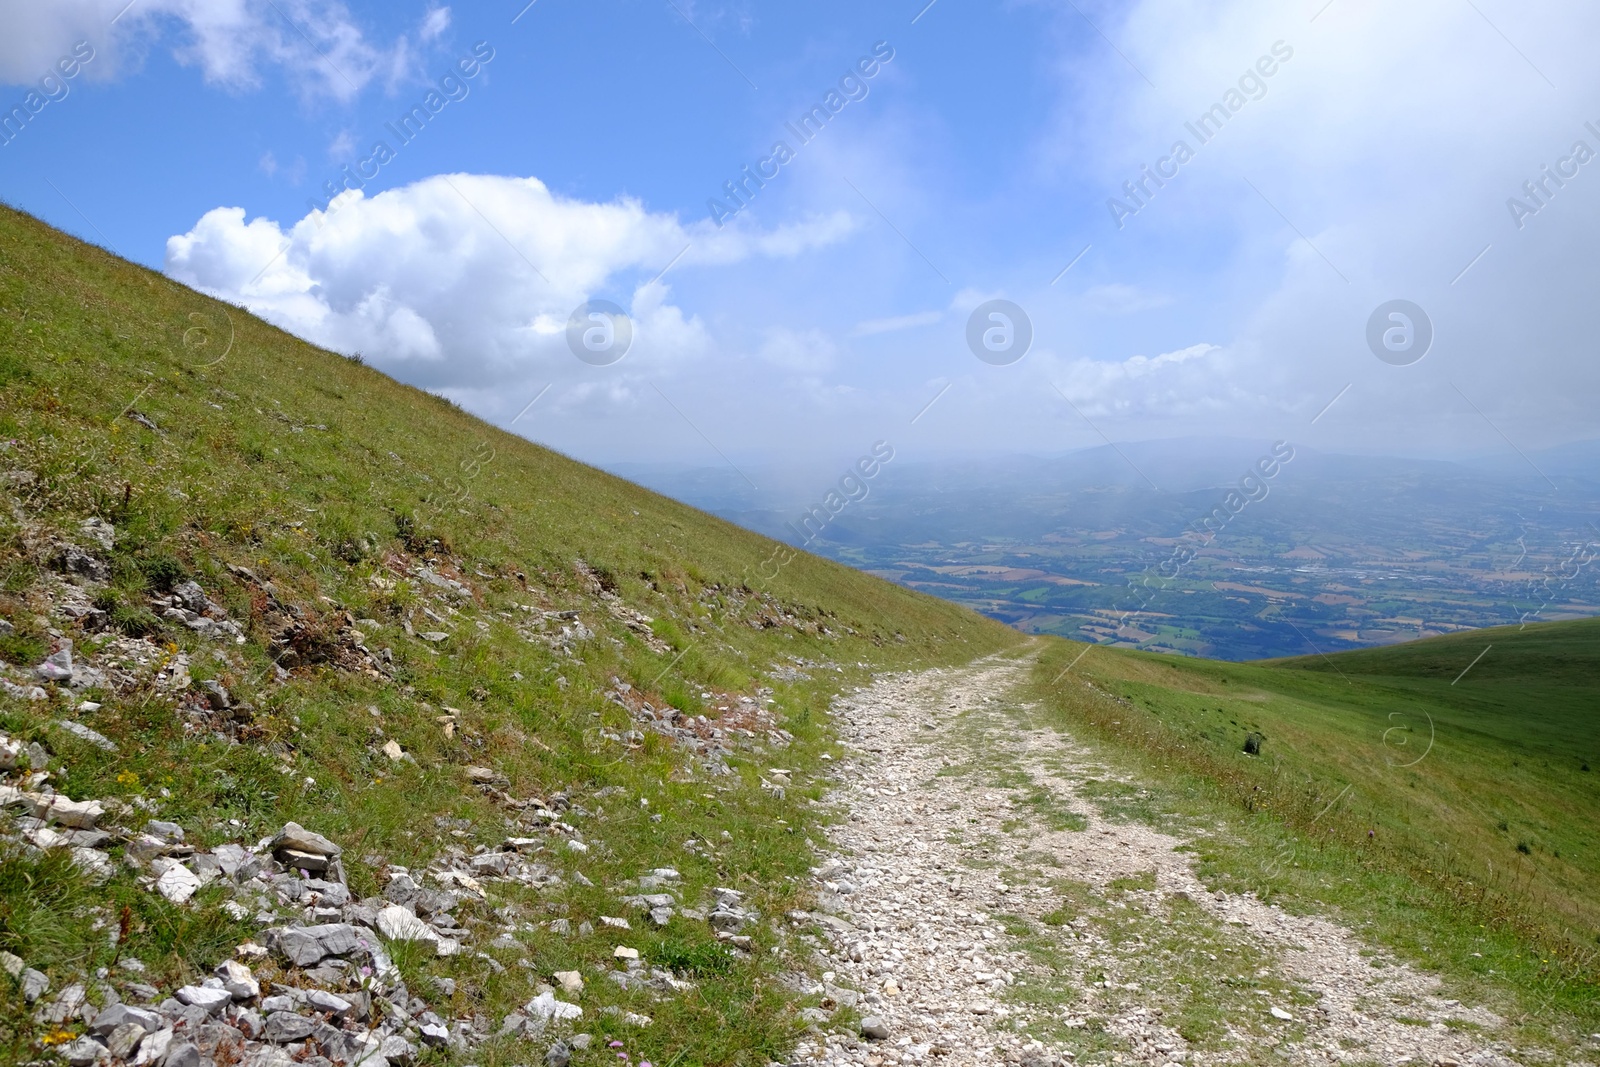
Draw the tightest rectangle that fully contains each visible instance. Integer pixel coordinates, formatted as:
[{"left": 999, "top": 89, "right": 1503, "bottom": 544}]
[
  {"left": 375, "top": 904, "right": 435, "bottom": 943},
  {"left": 430, "top": 868, "right": 483, "bottom": 895},
  {"left": 175, "top": 984, "right": 232, "bottom": 1014},
  {"left": 26, "top": 825, "right": 63, "bottom": 849},
  {"left": 524, "top": 991, "right": 583, "bottom": 1023},
  {"left": 125, "top": 834, "right": 172, "bottom": 864},
  {"left": 38, "top": 794, "right": 104, "bottom": 829},
  {"left": 59, "top": 1036, "right": 108, "bottom": 1066},
  {"left": 71, "top": 847, "right": 113, "bottom": 881},
  {"left": 1270, "top": 1006, "right": 1293, "bottom": 1021},
  {"left": 38, "top": 983, "right": 88, "bottom": 1024},
  {"left": 214, "top": 960, "right": 260, "bottom": 1000},
  {"left": 20, "top": 967, "right": 49, "bottom": 1001},
  {"left": 155, "top": 864, "right": 201, "bottom": 904},
  {"left": 271, "top": 821, "right": 341, "bottom": 858},
  {"left": 54, "top": 720, "right": 117, "bottom": 751},
  {"left": 105, "top": 1023, "right": 146, "bottom": 1061},
  {"left": 35, "top": 648, "right": 73, "bottom": 682},
  {"left": 131, "top": 1028, "right": 173, "bottom": 1067},
  {"left": 305, "top": 989, "right": 352, "bottom": 1015}
]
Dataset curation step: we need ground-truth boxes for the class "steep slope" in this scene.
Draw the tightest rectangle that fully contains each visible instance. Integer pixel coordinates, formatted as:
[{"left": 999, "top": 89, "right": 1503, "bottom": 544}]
[{"left": 0, "top": 205, "right": 1019, "bottom": 1067}]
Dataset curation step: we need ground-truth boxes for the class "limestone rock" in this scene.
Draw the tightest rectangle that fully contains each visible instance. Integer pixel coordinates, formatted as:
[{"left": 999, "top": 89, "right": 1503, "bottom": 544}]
[
  {"left": 155, "top": 864, "right": 201, "bottom": 904},
  {"left": 59, "top": 1036, "right": 109, "bottom": 1066},
  {"left": 523, "top": 991, "right": 583, "bottom": 1031},
  {"left": 263, "top": 1011, "right": 315, "bottom": 1043},
  {"left": 214, "top": 959, "right": 259, "bottom": 1000},
  {"left": 174, "top": 985, "right": 232, "bottom": 1015},
  {"left": 375, "top": 904, "right": 434, "bottom": 943},
  {"left": 270, "top": 822, "right": 342, "bottom": 859}
]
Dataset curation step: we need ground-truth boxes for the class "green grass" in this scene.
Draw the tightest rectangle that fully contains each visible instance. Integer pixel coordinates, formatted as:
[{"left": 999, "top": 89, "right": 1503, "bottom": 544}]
[
  {"left": 0, "top": 204, "right": 1021, "bottom": 1065},
  {"left": 1029, "top": 626, "right": 1600, "bottom": 1048},
  {"left": 4, "top": 201, "right": 1598, "bottom": 1062}
]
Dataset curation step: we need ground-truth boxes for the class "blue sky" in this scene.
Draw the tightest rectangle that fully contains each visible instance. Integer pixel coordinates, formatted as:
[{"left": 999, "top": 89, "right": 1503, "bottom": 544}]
[{"left": 3, "top": 0, "right": 1599, "bottom": 483}]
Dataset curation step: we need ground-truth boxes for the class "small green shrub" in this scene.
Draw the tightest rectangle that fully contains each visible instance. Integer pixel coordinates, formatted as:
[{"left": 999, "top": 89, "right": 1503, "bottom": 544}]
[
  {"left": 648, "top": 936, "right": 736, "bottom": 977},
  {"left": 93, "top": 588, "right": 162, "bottom": 637},
  {"left": 137, "top": 552, "right": 188, "bottom": 593}
]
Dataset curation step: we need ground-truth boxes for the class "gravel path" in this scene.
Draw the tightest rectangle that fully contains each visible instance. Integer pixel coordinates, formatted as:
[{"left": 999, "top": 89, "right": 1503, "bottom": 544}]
[{"left": 788, "top": 655, "right": 1531, "bottom": 1067}]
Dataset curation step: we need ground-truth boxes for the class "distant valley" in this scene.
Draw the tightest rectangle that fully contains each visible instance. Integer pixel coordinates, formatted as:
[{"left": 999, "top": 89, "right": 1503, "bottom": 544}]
[{"left": 615, "top": 439, "right": 1600, "bottom": 660}]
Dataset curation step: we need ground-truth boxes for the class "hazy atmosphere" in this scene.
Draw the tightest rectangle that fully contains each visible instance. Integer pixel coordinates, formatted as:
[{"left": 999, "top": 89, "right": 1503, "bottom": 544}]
[
  {"left": 6, "top": 0, "right": 1600, "bottom": 471},
  {"left": 2, "top": 4, "right": 1598, "bottom": 1066}
]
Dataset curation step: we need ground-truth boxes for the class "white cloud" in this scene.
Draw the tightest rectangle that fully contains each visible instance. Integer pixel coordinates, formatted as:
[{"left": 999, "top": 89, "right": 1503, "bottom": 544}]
[
  {"left": 851, "top": 310, "right": 942, "bottom": 337},
  {"left": 1048, "top": 343, "right": 1231, "bottom": 418},
  {"left": 757, "top": 327, "right": 839, "bottom": 372},
  {"left": 688, "top": 211, "right": 860, "bottom": 265},
  {"left": 1022, "top": 0, "right": 1600, "bottom": 453},
  {"left": 1079, "top": 283, "right": 1171, "bottom": 315},
  {"left": 419, "top": 7, "right": 451, "bottom": 42},
  {"left": 0, "top": 0, "right": 418, "bottom": 102},
  {"left": 326, "top": 130, "right": 357, "bottom": 160},
  {"left": 164, "top": 172, "right": 853, "bottom": 399},
  {"left": 627, "top": 280, "right": 714, "bottom": 368}
]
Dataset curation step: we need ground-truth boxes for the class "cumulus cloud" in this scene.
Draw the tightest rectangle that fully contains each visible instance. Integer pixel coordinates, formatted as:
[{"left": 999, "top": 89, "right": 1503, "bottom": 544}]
[
  {"left": 1048, "top": 343, "right": 1234, "bottom": 418},
  {"left": 1025, "top": 0, "right": 1600, "bottom": 453},
  {"left": 0, "top": 0, "right": 426, "bottom": 101},
  {"left": 164, "top": 173, "right": 855, "bottom": 401}
]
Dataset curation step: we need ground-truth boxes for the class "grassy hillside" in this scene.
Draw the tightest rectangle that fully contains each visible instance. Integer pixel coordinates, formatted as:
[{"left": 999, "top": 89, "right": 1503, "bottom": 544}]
[
  {"left": 0, "top": 204, "right": 1019, "bottom": 1066},
  {"left": 1029, "top": 620, "right": 1600, "bottom": 1043},
  {"left": 1269, "top": 616, "right": 1600, "bottom": 753}
]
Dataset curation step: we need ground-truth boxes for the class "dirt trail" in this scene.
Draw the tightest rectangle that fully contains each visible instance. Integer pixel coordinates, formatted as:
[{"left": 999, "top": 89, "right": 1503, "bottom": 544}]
[{"left": 788, "top": 655, "right": 1527, "bottom": 1067}]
